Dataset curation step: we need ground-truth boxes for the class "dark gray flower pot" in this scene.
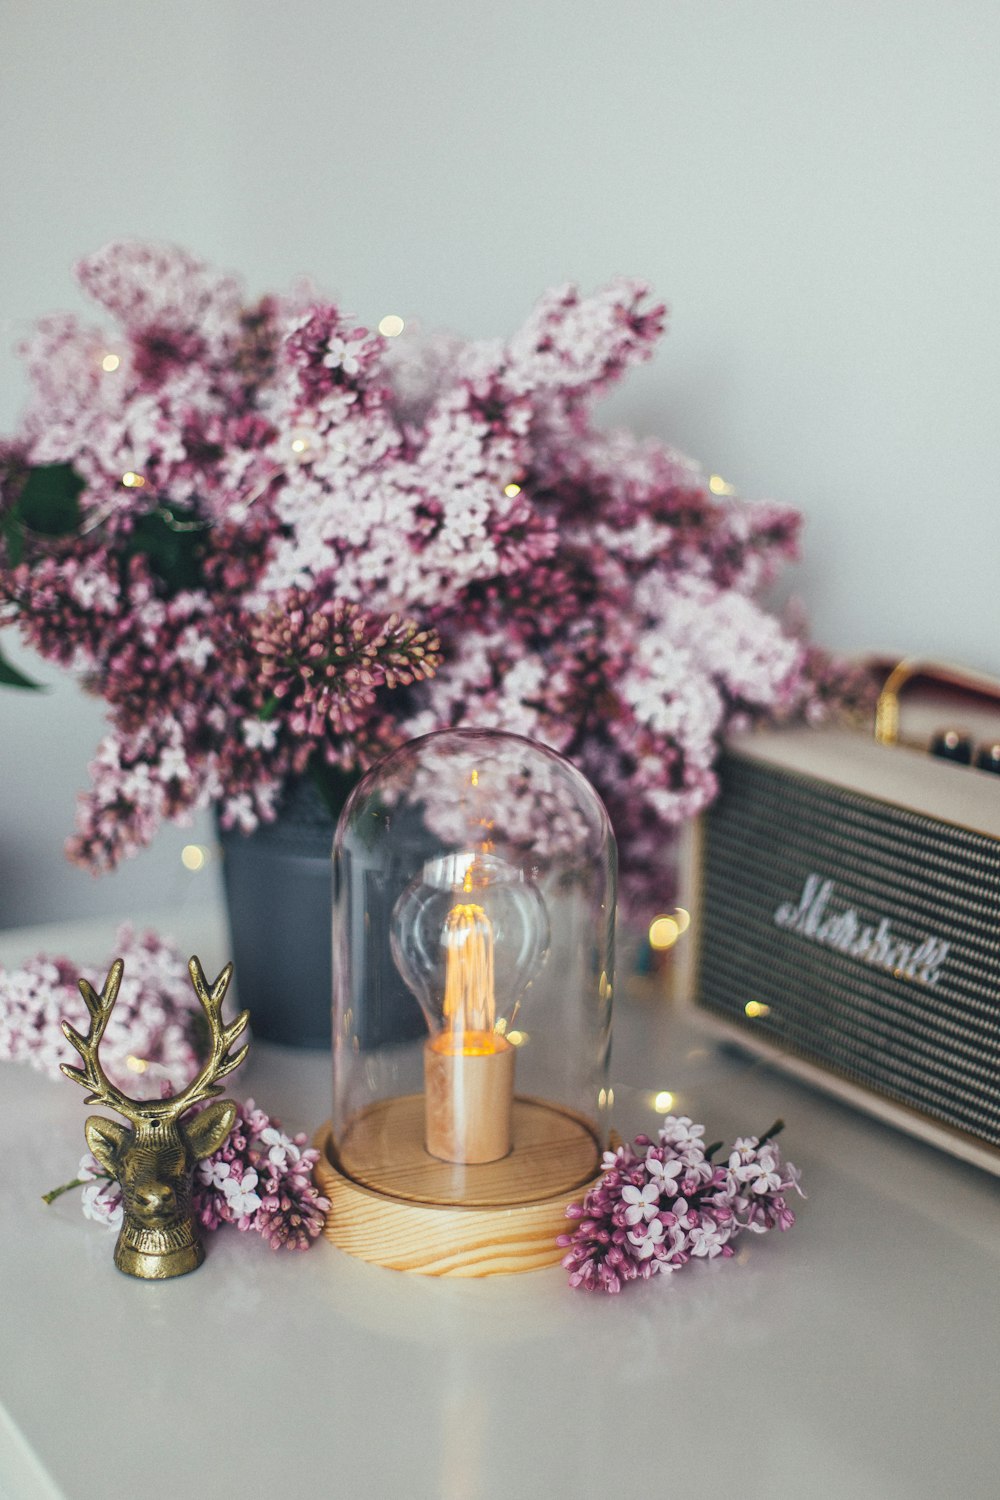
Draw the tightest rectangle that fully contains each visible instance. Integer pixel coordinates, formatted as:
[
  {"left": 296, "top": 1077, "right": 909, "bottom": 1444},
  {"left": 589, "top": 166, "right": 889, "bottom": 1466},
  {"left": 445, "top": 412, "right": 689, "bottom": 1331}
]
[{"left": 217, "top": 779, "right": 337, "bottom": 1048}]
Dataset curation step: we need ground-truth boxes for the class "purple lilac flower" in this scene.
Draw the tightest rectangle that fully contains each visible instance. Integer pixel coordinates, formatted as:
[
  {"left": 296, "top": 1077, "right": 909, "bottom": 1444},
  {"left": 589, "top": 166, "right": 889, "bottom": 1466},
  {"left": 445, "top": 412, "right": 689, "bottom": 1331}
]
[
  {"left": 192, "top": 1097, "right": 329, "bottom": 1251},
  {"left": 559, "top": 1115, "right": 803, "bottom": 1293},
  {"left": 0, "top": 924, "right": 202, "bottom": 1091},
  {"left": 77, "top": 1151, "right": 124, "bottom": 1229},
  {"left": 0, "top": 242, "right": 875, "bottom": 919}
]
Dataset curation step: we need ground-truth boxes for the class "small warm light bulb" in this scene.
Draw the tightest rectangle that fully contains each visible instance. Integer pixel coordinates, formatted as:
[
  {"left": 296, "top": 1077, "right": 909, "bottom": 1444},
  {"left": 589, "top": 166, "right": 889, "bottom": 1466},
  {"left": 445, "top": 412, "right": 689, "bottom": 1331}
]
[
  {"left": 708, "top": 474, "right": 736, "bottom": 496},
  {"left": 649, "top": 915, "right": 680, "bottom": 950},
  {"left": 181, "top": 844, "right": 208, "bottom": 872},
  {"left": 378, "top": 314, "right": 405, "bottom": 337},
  {"left": 653, "top": 1090, "right": 675, "bottom": 1112},
  {"left": 393, "top": 850, "right": 548, "bottom": 1165},
  {"left": 503, "top": 482, "right": 522, "bottom": 498},
  {"left": 121, "top": 471, "right": 146, "bottom": 488},
  {"left": 101, "top": 353, "right": 121, "bottom": 373},
  {"left": 126, "top": 1055, "right": 149, "bottom": 1074},
  {"left": 287, "top": 426, "right": 322, "bottom": 463},
  {"left": 745, "top": 1000, "right": 770, "bottom": 1019},
  {"left": 421, "top": 897, "right": 516, "bottom": 1161}
]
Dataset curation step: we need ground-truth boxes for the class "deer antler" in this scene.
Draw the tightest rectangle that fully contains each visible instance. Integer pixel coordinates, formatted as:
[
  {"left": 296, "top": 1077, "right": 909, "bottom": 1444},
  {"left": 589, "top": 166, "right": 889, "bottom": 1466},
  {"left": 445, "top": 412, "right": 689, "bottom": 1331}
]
[
  {"left": 158, "top": 958, "right": 250, "bottom": 1121},
  {"left": 61, "top": 955, "right": 249, "bottom": 1125},
  {"left": 60, "top": 959, "right": 142, "bottom": 1121}
]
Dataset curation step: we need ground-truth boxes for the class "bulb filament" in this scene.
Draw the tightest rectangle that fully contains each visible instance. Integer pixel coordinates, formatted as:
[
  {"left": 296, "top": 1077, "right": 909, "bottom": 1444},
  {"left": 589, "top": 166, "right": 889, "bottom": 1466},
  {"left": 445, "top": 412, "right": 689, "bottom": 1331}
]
[{"left": 440, "top": 901, "right": 501, "bottom": 1054}]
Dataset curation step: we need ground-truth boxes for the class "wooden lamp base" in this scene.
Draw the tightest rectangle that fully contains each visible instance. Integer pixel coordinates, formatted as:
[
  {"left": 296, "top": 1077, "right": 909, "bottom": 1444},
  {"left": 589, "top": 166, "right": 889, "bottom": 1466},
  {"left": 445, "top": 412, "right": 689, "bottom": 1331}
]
[{"left": 313, "top": 1093, "right": 602, "bottom": 1277}]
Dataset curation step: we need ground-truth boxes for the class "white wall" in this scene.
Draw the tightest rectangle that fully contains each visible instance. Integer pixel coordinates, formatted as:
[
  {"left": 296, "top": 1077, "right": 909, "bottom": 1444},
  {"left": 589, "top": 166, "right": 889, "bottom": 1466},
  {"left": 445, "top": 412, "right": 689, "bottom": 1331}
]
[{"left": 2, "top": 1, "right": 998, "bottom": 929}]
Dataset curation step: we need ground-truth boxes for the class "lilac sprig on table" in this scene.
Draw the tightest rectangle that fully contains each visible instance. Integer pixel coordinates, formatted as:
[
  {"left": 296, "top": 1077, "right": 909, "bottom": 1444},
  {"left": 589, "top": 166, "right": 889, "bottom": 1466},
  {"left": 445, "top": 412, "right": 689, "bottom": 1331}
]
[
  {"left": 46, "top": 1098, "right": 330, "bottom": 1253},
  {"left": 559, "top": 1115, "right": 802, "bottom": 1293},
  {"left": 0, "top": 924, "right": 203, "bottom": 1092}
]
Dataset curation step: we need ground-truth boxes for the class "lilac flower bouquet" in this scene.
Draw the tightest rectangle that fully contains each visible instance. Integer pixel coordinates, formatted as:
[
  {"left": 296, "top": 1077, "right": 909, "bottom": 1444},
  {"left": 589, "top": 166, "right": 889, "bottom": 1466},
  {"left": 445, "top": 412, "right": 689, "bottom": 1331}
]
[{"left": 0, "top": 242, "right": 866, "bottom": 911}]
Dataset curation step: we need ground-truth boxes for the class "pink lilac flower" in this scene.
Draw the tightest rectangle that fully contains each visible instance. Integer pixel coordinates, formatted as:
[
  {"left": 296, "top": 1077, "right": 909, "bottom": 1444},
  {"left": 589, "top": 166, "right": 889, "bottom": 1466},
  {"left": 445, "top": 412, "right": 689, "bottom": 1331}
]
[
  {"left": 627, "top": 1217, "right": 667, "bottom": 1260},
  {"left": 76, "top": 1151, "right": 124, "bottom": 1229},
  {"left": 645, "top": 1154, "right": 684, "bottom": 1194},
  {"left": 221, "top": 1168, "right": 262, "bottom": 1223},
  {"left": 0, "top": 242, "right": 875, "bottom": 921},
  {"left": 659, "top": 1115, "right": 706, "bottom": 1150},
  {"left": 621, "top": 1181, "right": 661, "bottom": 1225},
  {"left": 252, "top": 593, "right": 440, "bottom": 759},
  {"left": 0, "top": 924, "right": 203, "bottom": 1091},
  {"left": 559, "top": 1114, "right": 803, "bottom": 1293},
  {"left": 191, "top": 1097, "right": 329, "bottom": 1251}
]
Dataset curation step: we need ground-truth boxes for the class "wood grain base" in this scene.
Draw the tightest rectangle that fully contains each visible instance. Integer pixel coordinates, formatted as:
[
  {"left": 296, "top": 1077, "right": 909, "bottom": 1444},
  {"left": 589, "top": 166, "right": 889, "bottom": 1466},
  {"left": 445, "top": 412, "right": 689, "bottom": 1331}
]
[
  {"left": 336, "top": 1092, "right": 600, "bottom": 1207},
  {"left": 314, "top": 1095, "right": 602, "bottom": 1277}
]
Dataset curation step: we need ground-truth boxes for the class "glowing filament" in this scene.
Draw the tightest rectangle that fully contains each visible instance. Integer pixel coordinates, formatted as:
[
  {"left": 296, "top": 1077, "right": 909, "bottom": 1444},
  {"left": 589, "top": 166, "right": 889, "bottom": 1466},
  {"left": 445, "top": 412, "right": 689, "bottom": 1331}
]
[{"left": 441, "top": 902, "right": 497, "bottom": 1048}]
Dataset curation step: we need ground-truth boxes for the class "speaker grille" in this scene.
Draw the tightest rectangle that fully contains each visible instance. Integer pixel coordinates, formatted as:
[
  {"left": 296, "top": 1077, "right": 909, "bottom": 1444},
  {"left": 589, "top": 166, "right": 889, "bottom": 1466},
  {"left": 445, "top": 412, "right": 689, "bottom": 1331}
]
[{"left": 697, "top": 753, "right": 1000, "bottom": 1146}]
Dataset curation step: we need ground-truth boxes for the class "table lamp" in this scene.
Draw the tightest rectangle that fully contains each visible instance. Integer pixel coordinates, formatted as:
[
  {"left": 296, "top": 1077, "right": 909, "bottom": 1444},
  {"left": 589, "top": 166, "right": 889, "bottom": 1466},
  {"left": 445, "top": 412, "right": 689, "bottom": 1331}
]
[{"left": 315, "top": 728, "right": 616, "bottom": 1275}]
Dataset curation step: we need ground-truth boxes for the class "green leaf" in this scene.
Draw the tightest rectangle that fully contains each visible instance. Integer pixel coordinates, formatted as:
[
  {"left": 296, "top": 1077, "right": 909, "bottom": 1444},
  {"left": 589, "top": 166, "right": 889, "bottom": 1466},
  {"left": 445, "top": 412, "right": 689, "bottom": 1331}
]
[
  {"left": 17, "top": 463, "right": 85, "bottom": 537},
  {"left": 125, "top": 507, "right": 207, "bottom": 592},
  {"left": 0, "top": 641, "right": 45, "bottom": 690},
  {"left": 1, "top": 512, "right": 24, "bottom": 567}
]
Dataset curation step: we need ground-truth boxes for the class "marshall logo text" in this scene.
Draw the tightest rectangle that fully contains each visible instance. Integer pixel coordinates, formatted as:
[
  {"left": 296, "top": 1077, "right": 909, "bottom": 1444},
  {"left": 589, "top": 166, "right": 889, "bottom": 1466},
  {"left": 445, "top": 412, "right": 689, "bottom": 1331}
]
[{"left": 773, "top": 874, "right": 950, "bottom": 986}]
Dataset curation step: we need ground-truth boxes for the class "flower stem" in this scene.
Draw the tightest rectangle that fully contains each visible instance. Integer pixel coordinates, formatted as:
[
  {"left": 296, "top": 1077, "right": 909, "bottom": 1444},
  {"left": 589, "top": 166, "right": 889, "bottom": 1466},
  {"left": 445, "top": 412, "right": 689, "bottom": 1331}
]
[{"left": 42, "top": 1172, "right": 112, "bottom": 1205}]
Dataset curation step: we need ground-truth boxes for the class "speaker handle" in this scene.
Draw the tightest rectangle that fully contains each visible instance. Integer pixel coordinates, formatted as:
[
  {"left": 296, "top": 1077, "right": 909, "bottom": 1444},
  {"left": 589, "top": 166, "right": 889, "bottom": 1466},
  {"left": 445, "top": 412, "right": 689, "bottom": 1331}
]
[{"left": 875, "top": 657, "right": 1000, "bottom": 746}]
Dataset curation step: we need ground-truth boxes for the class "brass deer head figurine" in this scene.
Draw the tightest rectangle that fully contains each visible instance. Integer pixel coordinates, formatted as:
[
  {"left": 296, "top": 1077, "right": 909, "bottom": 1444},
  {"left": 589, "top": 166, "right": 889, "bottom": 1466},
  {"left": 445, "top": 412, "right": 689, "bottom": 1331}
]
[{"left": 61, "top": 955, "right": 250, "bottom": 1280}]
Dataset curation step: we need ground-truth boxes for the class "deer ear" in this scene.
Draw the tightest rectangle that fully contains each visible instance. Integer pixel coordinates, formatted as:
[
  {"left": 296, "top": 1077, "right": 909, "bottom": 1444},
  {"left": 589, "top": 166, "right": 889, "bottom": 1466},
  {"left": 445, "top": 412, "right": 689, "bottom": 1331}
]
[
  {"left": 85, "top": 1115, "right": 130, "bottom": 1175},
  {"left": 183, "top": 1099, "right": 238, "bottom": 1162}
]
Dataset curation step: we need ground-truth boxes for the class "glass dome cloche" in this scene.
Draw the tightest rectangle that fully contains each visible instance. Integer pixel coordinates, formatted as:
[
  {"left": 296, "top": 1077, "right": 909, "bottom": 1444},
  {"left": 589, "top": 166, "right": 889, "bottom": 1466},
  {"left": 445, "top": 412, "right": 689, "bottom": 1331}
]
[{"left": 314, "top": 728, "right": 617, "bottom": 1277}]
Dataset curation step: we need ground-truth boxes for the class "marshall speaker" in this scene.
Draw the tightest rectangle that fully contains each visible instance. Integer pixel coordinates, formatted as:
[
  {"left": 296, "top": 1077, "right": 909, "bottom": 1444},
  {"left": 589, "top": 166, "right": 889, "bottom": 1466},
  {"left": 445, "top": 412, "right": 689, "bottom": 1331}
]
[{"left": 683, "top": 660, "right": 1000, "bottom": 1174}]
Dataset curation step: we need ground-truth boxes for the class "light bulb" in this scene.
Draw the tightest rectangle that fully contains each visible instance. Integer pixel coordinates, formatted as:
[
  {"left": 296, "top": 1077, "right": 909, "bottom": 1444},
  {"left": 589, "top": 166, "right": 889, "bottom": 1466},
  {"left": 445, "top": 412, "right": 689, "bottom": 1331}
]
[{"left": 391, "top": 850, "right": 549, "bottom": 1163}]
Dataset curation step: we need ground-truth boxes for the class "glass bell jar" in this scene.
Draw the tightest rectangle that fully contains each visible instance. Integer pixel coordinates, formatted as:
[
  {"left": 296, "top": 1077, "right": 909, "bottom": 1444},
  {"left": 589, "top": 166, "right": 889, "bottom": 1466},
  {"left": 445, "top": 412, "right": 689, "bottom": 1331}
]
[{"left": 318, "top": 727, "right": 616, "bottom": 1276}]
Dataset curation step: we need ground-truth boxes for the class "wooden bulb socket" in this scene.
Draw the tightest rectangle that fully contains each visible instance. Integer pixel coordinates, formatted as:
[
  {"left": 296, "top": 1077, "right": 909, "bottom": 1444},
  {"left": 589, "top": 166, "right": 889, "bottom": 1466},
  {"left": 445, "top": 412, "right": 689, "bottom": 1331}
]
[{"left": 423, "top": 1033, "right": 515, "bottom": 1164}]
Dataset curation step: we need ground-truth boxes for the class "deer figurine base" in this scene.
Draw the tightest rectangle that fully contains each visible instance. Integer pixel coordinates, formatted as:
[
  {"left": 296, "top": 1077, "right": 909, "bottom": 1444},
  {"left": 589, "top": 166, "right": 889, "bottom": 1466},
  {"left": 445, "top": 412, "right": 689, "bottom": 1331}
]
[
  {"left": 114, "top": 1239, "right": 205, "bottom": 1281},
  {"left": 62, "top": 955, "right": 249, "bottom": 1282}
]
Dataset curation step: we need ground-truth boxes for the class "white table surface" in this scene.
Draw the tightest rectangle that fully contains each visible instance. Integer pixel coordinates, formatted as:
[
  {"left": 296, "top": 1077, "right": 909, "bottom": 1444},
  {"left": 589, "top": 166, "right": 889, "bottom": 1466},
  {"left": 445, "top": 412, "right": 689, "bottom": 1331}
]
[{"left": 1, "top": 907, "right": 999, "bottom": 1500}]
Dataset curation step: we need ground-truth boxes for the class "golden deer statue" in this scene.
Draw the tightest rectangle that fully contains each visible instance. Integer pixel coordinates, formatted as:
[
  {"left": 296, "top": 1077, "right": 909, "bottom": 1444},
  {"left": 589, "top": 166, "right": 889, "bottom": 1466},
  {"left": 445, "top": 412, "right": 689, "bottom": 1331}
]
[{"left": 61, "top": 956, "right": 250, "bottom": 1280}]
